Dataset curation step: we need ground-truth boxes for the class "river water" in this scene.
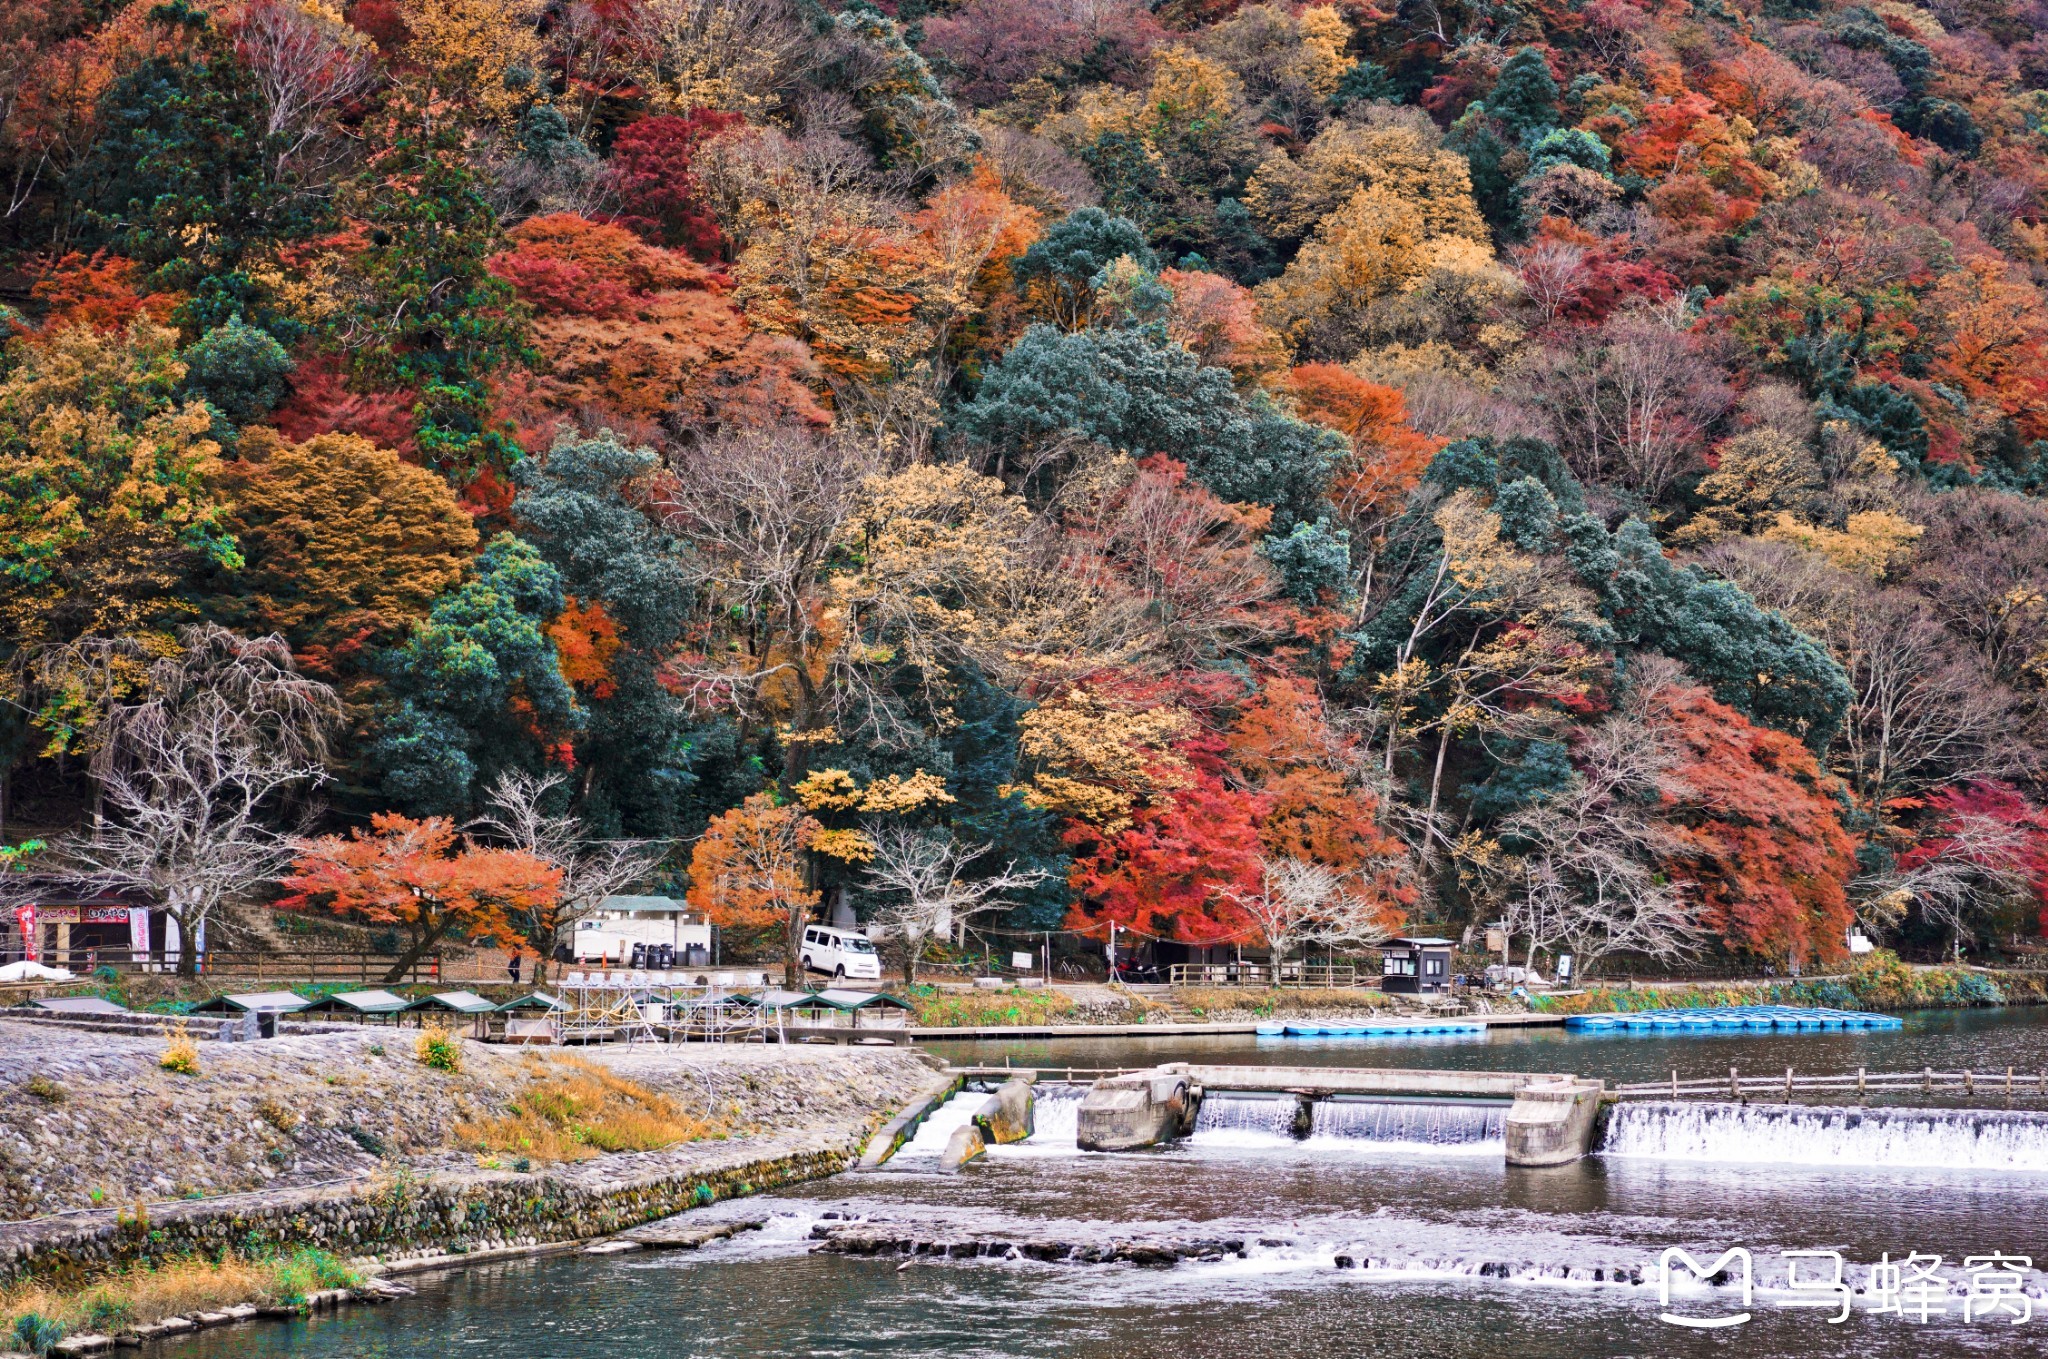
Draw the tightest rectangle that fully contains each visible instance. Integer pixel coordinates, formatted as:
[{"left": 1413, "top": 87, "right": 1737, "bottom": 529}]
[{"left": 164, "top": 1008, "right": 2048, "bottom": 1359}]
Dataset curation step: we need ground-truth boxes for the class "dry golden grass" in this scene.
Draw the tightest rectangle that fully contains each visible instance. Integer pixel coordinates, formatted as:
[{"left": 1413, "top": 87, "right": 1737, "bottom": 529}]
[
  {"left": 2, "top": 1249, "right": 361, "bottom": 1339},
  {"left": 456, "top": 1055, "right": 722, "bottom": 1162}
]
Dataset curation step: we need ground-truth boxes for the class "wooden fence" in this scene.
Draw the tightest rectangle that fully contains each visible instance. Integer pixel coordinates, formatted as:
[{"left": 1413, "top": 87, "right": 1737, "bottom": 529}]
[
  {"left": 1167, "top": 962, "right": 1361, "bottom": 989},
  {"left": 1612, "top": 1066, "right": 2048, "bottom": 1101}
]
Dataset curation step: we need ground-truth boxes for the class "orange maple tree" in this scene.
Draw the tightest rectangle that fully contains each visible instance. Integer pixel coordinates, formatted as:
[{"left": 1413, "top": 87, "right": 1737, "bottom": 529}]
[
  {"left": 1288, "top": 363, "right": 1438, "bottom": 560},
  {"left": 1227, "top": 676, "right": 1416, "bottom": 920},
  {"left": 1648, "top": 684, "right": 1858, "bottom": 967},
  {"left": 684, "top": 793, "right": 821, "bottom": 985},
  {"left": 281, "top": 814, "right": 561, "bottom": 983}
]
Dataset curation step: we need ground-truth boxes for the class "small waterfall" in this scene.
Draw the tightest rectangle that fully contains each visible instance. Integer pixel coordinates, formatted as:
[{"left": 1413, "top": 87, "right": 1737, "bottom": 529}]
[
  {"left": 1192, "top": 1093, "right": 1300, "bottom": 1144},
  {"left": 1027, "top": 1084, "right": 1084, "bottom": 1146},
  {"left": 1602, "top": 1101, "right": 2048, "bottom": 1171},
  {"left": 892, "top": 1090, "right": 985, "bottom": 1160},
  {"left": 1310, "top": 1098, "right": 1506, "bottom": 1147},
  {"left": 1191, "top": 1094, "right": 1507, "bottom": 1149}
]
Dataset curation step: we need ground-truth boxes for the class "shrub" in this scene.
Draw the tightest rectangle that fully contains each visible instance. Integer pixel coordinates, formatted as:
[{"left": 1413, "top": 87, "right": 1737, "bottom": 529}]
[
  {"left": 344, "top": 1125, "right": 388, "bottom": 1158},
  {"left": 264, "top": 1249, "right": 362, "bottom": 1306},
  {"left": 255, "top": 1097, "right": 298, "bottom": 1133},
  {"left": 11, "top": 1313, "right": 66, "bottom": 1355},
  {"left": 906, "top": 984, "right": 1089, "bottom": 1027},
  {"left": 415, "top": 1026, "right": 462, "bottom": 1072},
  {"left": 160, "top": 1030, "right": 200, "bottom": 1076},
  {"left": 23, "top": 1074, "right": 64, "bottom": 1103},
  {"left": 1529, "top": 950, "right": 2021, "bottom": 1015},
  {"left": 78, "top": 1290, "right": 133, "bottom": 1333}
]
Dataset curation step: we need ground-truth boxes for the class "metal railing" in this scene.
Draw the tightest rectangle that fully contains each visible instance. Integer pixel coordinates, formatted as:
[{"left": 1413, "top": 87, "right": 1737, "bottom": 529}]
[
  {"left": 1167, "top": 962, "right": 1360, "bottom": 989},
  {"left": 1612, "top": 1066, "right": 2048, "bottom": 1101}
]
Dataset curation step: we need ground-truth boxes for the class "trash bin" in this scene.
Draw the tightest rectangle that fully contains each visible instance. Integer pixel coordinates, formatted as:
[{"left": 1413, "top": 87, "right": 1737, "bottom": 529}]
[{"left": 684, "top": 945, "right": 710, "bottom": 967}]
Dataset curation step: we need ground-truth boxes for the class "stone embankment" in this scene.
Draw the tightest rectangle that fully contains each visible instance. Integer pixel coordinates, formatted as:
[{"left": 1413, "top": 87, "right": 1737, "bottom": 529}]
[
  {"left": 0, "top": 1019, "right": 932, "bottom": 1223},
  {"left": 0, "top": 1018, "right": 938, "bottom": 1290}
]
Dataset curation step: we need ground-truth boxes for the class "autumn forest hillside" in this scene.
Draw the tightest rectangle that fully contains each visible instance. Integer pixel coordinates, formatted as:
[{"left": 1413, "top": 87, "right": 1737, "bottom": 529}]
[{"left": 3, "top": 0, "right": 2048, "bottom": 973}]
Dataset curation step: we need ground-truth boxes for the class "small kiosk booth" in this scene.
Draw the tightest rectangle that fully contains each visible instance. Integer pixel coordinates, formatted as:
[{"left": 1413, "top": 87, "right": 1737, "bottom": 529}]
[
  {"left": 1379, "top": 936, "right": 1455, "bottom": 995},
  {"left": 492, "top": 991, "right": 567, "bottom": 1044}
]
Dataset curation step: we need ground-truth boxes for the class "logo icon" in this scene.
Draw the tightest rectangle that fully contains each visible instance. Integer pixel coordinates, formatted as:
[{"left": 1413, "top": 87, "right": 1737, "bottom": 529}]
[{"left": 1659, "top": 1247, "right": 1754, "bottom": 1329}]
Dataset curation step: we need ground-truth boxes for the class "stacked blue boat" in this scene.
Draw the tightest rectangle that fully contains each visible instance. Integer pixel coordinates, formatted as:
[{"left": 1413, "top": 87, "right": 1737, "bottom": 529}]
[
  {"left": 1256, "top": 1020, "right": 1487, "bottom": 1037},
  {"left": 1563, "top": 1004, "right": 1902, "bottom": 1033}
]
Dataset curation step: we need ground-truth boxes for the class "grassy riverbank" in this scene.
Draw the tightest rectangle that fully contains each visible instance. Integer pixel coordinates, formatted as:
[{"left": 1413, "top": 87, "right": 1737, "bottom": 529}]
[
  {"left": 1534, "top": 952, "right": 2048, "bottom": 1016},
  {"left": 903, "top": 985, "right": 1149, "bottom": 1027},
  {"left": 4, "top": 1248, "right": 362, "bottom": 1352}
]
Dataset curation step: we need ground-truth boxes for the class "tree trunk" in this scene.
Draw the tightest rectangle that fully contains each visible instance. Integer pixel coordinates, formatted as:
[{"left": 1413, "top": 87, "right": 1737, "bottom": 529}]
[
  {"left": 784, "top": 906, "right": 805, "bottom": 990},
  {"left": 175, "top": 912, "right": 200, "bottom": 979},
  {"left": 382, "top": 917, "right": 450, "bottom": 985},
  {"left": 1426, "top": 722, "right": 1454, "bottom": 838}
]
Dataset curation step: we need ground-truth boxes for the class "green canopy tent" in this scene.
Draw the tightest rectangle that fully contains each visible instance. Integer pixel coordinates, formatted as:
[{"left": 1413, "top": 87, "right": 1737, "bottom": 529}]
[
  {"left": 186, "top": 990, "right": 311, "bottom": 1039},
  {"left": 296, "top": 990, "right": 410, "bottom": 1023},
  {"left": 735, "top": 988, "right": 914, "bottom": 1041},
  {"left": 400, "top": 990, "right": 497, "bottom": 1037}
]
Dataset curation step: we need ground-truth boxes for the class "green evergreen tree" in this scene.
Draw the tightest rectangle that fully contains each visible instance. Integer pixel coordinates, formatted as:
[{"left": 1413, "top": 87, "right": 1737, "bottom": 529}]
[
  {"left": 1488, "top": 46, "right": 1561, "bottom": 137},
  {"left": 1012, "top": 207, "right": 1159, "bottom": 325},
  {"left": 958, "top": 323, "right": 1343, "bottom": 528},
  {"left": 179, "top": 316, "right": 293, "bottom": 425},
  {"left": 374, "top": 534, "right": 582, "bottom": 815},
  {"left": 71, "top": 4, "right": 313, "bottom": 298},
  {"left": 346, "top": 132, "right": 530, "bottom": 481},
  {"left": 512, "top": 433, "right": 700, "bottom": 837}
]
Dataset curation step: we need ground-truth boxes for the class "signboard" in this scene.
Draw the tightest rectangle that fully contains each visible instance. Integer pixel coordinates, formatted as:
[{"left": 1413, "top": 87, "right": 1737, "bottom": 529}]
[
  {"left": 1011, "top": 951, "right": 1036, "bottom": 971},
  {"left": 13, "top": 905, "right": 36, "bottom": 961},
  {"left": 33, "top": 906, "right": 131, "bottom": 924}
]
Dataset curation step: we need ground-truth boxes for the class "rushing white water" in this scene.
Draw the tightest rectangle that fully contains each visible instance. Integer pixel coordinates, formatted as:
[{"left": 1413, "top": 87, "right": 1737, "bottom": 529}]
[
  {"left": 1189, "top": 1094, "right": 1508, "bottom": 1153},
  {"left": 1310, "top": 1098, "right": 1506, "bottom": 1147},
  {"left": 1602, "top": 1100, "right": 2048, "bottom": 1171},
  {"left": 1191, "top": 1093, "right": 1300, "bottom": 1146},
  {"left": 1027, "top": 1084, "right": 1083, "bottom": 1144},
  {"left": 892, "top": 1090, "right": 986, "bottom": 1159}
]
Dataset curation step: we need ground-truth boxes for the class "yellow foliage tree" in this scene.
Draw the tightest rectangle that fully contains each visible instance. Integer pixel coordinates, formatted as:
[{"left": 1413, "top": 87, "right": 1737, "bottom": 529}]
[
  {"left": 396, "top": 0, "right": 544, "bottom": 127},
  {"left": 1762, "top": 511, "right": 1924, "bottom": 581},
  {"left": 1255, "top": 185, "right": 1427, "bottom": 355},
  {"left": 1014, "top": 687, "right": 1193, "bottom": 833},
  {"left": 1244, "top": 120, "right": 1490, "bottom": 245},
  {"left": 1681, "top": 429, "right": 1824, "bottom": 541},
  {"left": 0, "top": 322, "right": 231, "bottom": 661},
  {"left": 209, "top": 427, "right": 480, "bottom": 673}
]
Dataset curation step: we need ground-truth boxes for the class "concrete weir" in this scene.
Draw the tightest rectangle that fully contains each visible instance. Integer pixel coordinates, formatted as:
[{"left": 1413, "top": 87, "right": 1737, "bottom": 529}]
[
  {"left": 1076, "top": 1063, "right": 1606, "bottom": 1166},
  {"left": 1076, "top": 1071, "right": 1204, "bottom": 1152}
]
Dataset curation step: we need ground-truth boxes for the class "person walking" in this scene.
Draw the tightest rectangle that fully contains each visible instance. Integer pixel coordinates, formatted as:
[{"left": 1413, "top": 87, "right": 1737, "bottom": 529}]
[{"left": 507, "top": 952, "right": 523, "bottom": 985}]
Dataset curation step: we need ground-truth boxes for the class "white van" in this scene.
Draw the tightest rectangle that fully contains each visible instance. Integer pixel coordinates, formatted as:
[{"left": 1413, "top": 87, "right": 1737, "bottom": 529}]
[{"left": 800, "top": 925, "right": 882, "bottom": 981}]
